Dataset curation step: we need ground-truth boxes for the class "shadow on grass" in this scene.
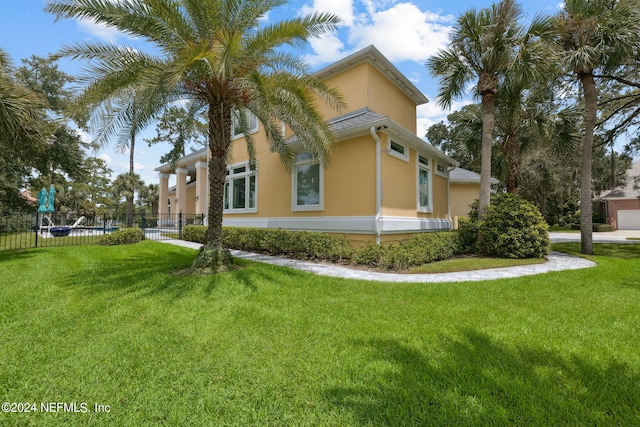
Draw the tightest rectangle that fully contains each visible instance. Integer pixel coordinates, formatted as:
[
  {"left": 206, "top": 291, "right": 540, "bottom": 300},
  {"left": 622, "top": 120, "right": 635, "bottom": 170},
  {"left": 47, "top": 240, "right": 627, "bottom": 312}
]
[
  {"left": 553, "top": 242, "right": 640, "bottom": 259},
  {"left": 325, "top": 329, "right": 640, "bottom": 425},
  {"left": 59, "top": 244, "right": 309, "bottom": 301}
]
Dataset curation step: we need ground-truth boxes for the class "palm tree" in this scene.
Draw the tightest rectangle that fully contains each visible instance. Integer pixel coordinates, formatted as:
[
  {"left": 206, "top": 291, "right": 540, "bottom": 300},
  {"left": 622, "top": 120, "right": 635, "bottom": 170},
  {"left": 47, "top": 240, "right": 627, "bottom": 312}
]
[
  {"left": 0, "top": 48, "right": 47, "bottom": 156},
  {"left": 46, "top": 0, "right": 344, "bottom": 272},
  {"left": 427, "top": 0, "right": 553, "bottom": 219},
  {"left": 111, "top": 172, "right": 145, "bottom": 227},
  {"left": 553, "top": 0, "right": 640, "bottom": 255}
]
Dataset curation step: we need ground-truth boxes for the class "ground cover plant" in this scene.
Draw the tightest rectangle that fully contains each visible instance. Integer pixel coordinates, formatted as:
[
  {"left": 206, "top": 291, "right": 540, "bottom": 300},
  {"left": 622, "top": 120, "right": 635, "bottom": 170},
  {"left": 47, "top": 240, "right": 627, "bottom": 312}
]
[{"left": 1, "top": 241, "right": 639, "bottom": 426}]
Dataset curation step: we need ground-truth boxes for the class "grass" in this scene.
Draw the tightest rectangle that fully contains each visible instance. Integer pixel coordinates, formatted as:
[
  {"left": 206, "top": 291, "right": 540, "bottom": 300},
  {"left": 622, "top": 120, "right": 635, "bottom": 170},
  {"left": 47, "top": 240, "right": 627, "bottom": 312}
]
[{"left": 1, "top": 241, "right": 639, "bottom": 426}]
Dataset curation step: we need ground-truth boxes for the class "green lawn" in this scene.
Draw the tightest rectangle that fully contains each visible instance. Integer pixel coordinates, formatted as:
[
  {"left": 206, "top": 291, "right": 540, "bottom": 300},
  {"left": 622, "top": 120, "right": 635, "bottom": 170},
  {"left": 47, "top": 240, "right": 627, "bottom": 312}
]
[{"left": 1, "top": 241, "right": 639, "bottom": 426}]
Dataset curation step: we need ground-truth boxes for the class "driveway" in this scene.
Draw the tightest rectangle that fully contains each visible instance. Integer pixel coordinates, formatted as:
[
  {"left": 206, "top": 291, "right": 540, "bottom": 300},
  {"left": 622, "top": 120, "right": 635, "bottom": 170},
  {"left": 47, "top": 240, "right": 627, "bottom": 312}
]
[{"left": 550, "top": 230, "right": 640, "bottom": 243}]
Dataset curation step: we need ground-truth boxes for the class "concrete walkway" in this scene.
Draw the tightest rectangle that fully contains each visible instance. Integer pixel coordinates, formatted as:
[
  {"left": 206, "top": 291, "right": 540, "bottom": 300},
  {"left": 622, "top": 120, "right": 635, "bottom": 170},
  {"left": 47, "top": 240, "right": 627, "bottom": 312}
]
[
  {"left": 549, "top": 230, "right": 640, "bottom": 243},
  {"left": 158, "top": 237, "right": 599, "bottom": 283}
]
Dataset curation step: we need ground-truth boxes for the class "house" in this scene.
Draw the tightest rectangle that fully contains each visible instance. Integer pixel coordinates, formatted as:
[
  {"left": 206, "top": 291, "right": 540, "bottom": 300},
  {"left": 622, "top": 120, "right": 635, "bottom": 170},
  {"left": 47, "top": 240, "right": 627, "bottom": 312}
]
[
  {"left": 155, "top": 46, "right": 457, "bottom": 244},
  {"left": 449, "top": 167, "right": 500, "bottom": 228},
  {"left": 597, "top": 161, "right": 640, "bottom": 230}
]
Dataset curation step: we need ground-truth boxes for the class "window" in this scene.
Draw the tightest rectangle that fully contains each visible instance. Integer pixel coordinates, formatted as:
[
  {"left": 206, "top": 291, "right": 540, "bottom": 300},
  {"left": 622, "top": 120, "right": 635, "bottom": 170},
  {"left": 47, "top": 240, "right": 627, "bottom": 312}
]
[
  {"left": 388, "top": 138, "right": 409, "bottom": 161},
  {"left": 232, "top": 110, "right": 259, "bottom": 139},
  {"left": 292, "top": 152, "right": 323, "bottom": 211},
  {"left": 417, "top": 155, "right": 432, "bottom": 213},
  {"left": 224, "top": 161, "right": 257, "bottom": 213},
  {"left": 436, "top": 163, "right": 447, "bottom": 178}
]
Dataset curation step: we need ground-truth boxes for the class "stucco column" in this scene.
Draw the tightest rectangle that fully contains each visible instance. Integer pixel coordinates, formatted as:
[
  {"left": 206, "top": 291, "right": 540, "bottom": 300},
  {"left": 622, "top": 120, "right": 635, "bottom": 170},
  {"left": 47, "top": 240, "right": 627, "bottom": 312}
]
[
  {"left": 195, "top": 161, "right": 208, "bottom": 216},
  {"left": 175, "top": 167, "right": 188, "bottom": 215},
  {"left": 158, "top": 173, "right": 170, "bottom": 223}
]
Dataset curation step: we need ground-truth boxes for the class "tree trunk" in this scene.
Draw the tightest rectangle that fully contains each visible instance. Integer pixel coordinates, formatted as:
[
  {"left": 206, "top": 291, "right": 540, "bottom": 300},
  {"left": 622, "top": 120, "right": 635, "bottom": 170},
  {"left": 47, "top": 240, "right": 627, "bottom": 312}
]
[
  {"left": 478, "top": 89, "right": 496, "bottom": 220},
  {"left": 579, "top": 72, "right": 596, "bottom": 255},
  {"left": 504, "top": 133, "right": 520, "bottom": 194},
  {"left": 126, "top": 128, "right": 136, "bottom": 228},
  {"left": 192, "top": 101, "right": 234, "bottom": 272}
]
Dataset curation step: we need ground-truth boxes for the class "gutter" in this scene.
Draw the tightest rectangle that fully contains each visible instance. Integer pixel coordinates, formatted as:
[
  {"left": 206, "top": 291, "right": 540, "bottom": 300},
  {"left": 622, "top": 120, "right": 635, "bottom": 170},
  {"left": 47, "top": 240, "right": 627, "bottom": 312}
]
[{"left": 371, "top": 126, "right": 382, "bottom": 244}]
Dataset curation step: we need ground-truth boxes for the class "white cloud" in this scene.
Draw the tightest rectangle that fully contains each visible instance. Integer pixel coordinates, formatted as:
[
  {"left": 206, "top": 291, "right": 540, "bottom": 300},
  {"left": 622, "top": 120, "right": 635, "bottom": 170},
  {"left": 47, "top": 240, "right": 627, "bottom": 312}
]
[
  {"left": 416, "top": 98, "right": 473, "bottom": 139},
  {"left": 348, "top": 3, "right": 453, "bottom": 62},
  {"left": 300, "top": 0, "right": 355, "bottom": 26},
  {"left": 77, "top": 18, "right": 125, "bottom": 43},
  {"left": 303, "top": 33, "right": 349, "bottom": 67},
  {"left": 99, "top": 153, "right": 112, "bottom": 164}
]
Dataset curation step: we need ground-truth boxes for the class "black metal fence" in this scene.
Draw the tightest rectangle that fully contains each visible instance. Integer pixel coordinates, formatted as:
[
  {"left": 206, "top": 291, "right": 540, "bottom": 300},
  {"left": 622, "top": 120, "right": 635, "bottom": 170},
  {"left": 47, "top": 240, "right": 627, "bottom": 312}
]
[{"left": 0, "top": 212, "right": 204, "bottom": 251}]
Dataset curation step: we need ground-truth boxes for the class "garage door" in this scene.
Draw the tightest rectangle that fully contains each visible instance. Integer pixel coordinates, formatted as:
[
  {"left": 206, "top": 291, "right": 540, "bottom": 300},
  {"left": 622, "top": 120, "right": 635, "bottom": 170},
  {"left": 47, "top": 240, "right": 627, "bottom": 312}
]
[{"left": 617, "top": 210, "right": 640, "bottom": 230}]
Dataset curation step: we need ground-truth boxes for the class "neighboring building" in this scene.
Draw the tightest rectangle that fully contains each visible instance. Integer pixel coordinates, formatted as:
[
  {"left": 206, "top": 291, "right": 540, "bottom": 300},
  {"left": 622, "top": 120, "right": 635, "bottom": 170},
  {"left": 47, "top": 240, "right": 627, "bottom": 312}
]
[
  {"left": 449, "top": 167, "right": 499, "bottom": 228},
  {"left": 597, "top": 161, "right": 640, "bottom": 230},
  {"left": 155, "top": 46, "right": 457, "bottom": 244}
]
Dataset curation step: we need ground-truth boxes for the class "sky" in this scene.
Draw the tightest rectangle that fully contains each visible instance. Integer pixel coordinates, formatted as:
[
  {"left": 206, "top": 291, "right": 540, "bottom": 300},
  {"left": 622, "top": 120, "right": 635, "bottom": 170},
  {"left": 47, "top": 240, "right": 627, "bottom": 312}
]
[{"left": 0, "top": 0, "right": 563, "bottom": 186}]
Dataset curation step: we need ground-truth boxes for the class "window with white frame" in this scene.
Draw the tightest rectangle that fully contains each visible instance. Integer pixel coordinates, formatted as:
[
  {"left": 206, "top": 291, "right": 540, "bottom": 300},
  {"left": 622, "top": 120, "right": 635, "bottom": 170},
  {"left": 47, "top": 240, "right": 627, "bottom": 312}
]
[
  {"left": 417, "top": 155, "right": 432, "bottom": 212},
  {"left": 388, "top": 138, "right": 409, "bottom": 161},
  {"left": 232, "top": 110, "right": 259, "bottom": 139},
  {"left": 436, "top": 163, "right": 447, "bottom": 178},
  {"left": 224, "top": 162, "right": 257, "bottom": 213},
  {"left": 292, "top": 152, "right": 323, "bottom": 211}
]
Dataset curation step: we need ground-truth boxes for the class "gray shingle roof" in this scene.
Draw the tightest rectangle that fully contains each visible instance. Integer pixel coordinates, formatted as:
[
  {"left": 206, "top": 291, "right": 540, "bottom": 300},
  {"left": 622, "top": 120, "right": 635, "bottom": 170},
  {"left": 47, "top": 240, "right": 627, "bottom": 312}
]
[
  {"left": 285, "top": 108, "right": 385, "bottom": 144},
  {"left": 601, "top": 161, "right": 640, "bottom": 199},
  {"left": 449, "top": 167, "right": 499, "bottom": 184}
]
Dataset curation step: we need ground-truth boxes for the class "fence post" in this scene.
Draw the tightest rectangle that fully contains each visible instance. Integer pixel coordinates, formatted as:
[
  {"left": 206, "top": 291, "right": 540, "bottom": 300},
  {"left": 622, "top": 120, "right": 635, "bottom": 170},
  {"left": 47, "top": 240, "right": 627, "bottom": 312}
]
[
  {"left": 103, "top": 217, "right": 107, "bottom": 235},
  {"left": 141, "top": 212, "right": 146, "bottom": 240},
  {"left": 35, "top": 212, "right": 39, "bottom": 248},
  {"left": 178, "top": 212, "right": 183, "bottom": 240}
]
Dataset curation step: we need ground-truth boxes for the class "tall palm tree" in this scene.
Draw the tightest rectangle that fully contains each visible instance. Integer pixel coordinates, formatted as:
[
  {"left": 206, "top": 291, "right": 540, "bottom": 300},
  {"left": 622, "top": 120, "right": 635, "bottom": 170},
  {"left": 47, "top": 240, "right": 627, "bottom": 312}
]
[
  {"left": 553, "top": 0, "right": 640, "bottom": 255},
  {"left": 46, "top": 0, "right": 344, "bottom": 272},
  {"left": 111, "top": 172, "right": 145, "bottom": 227},
  {"left": 427, "top": 0, "right": 553, "bottom": 220}
]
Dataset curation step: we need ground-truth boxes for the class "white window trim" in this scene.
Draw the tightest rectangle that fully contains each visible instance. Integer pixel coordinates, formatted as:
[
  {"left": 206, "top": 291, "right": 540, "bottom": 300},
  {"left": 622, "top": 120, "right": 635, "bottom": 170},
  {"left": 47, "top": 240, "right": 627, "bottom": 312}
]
[
  {"left": 292, "top": 153, "right": 324, "bottom": 212},
  {"left": 224, "top": 161, "right": 258, "bottom": 214},
  {"left": 417, "top": 154, "right": 433, "bottom": 213},
  {"left": 231, "top": 110, "right": 259, "bottom": 140},
  {"left": 387, "top": 137, "right": 409, "bottom": 162},
  {"left": 435, "top": 162, "right": 448, "bottom": 178}
]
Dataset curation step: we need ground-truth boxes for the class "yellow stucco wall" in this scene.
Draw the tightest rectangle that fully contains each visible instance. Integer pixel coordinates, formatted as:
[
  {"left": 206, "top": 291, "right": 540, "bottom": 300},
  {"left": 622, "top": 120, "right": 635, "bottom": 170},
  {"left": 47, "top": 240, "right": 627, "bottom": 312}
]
[
  {"left": 319, "top": 62, "right": 417, "bottom": 131},
  {"left": 225, "top": 133, "right": 377, "bottom": 218},
  {"left": 379, "top": 143, "right": 449, "bottom": 219},
  {"left": 450, "top": 183, "right": 479, "bottom": 219},
  {"left": 366, "top": 65, "right": 417, "bottom": 132}
]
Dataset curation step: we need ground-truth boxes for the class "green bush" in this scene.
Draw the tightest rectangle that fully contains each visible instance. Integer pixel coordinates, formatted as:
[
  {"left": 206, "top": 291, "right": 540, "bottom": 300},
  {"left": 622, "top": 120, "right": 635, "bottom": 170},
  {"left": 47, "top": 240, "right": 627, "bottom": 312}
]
[
  {"left": 476, "top": 193, "right": 550, "bottom": 259},
  {"left": 96, "top": 228, "right": 145, "bottom": 246},
  {"left": 181, "top": 225, "right": 462, "bottom": 270},
  {"left": 183, "top": 225, "right": 207, "bottom": 244},
  {"left": 352, "top": 232, "right": 461, "bottom": 270},
  {"left": 593, "top": 223, "right": 614, "bottom": 232}
]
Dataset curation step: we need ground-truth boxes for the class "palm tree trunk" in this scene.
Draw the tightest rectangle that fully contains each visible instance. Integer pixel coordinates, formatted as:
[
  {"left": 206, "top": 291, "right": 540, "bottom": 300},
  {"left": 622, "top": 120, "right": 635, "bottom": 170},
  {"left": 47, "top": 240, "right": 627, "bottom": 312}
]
[
  {"left": 478, "top": 90, "right": 496, "bottom": 220},
  {"left": 579, "top": 72, "right": 596, "bottom": 255},
  {"left": 192, "top": 101, "right": 234, "bottom": 272},
  {"left": 505, "top": 133, "right": 520, "bottom": 194},
  {"left": 126, "top": 127, "right": 136, "bottom": 228}
]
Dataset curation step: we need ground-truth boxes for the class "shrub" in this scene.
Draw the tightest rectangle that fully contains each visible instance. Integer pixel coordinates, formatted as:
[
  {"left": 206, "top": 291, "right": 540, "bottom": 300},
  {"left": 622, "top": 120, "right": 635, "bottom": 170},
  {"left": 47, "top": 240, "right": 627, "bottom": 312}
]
[
  {"left": 352, "top": 232, "right": 461, "bottom": 270},
  {"left": 181, "top": 226, "right": 462, "bottom": 270},
  {"left": 593, "top": 223, "right": 614, "bottom": 232},
  {"left": 183, "top": 225, "right": 207, "bottom": 244},
  {"left": 569, "top": 223, "right": 615, "bottom": 232},
  {"left": 476, "top": 193, "right": 550, "bottom": 259},
  {"left": 96, "top": 228, "right": 145, "bottom": 246}
]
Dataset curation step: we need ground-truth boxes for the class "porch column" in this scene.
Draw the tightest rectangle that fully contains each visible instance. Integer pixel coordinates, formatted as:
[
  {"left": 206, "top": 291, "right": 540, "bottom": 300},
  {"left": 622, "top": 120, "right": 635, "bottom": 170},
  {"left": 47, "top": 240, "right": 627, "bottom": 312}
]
[
  {"left": 175, "top": 167, "right": 188, "bottom": 215},
  {"left": 158, "top": 173, "right": 170, "bottom": 216},
  {"left": 195, "top": 161, "right": 208, "bottom": 216}
]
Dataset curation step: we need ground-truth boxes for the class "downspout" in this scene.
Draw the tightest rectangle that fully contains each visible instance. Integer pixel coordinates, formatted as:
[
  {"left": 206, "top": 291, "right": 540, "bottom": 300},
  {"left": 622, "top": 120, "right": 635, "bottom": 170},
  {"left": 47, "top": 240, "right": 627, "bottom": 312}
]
[
  {"left": 371, "top": 127, "right": 382, "bottom": 244},
  {"left": 447, "top": 165, "right": 456, "bottom": 227}
]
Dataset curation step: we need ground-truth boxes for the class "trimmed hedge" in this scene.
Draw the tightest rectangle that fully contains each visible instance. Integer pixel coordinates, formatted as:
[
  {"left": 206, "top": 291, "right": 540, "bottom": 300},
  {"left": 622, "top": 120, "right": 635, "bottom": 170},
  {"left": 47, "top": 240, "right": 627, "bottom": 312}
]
[
  {"left": 570, "top": 223, "right": 615, "bottom": 232},
  {"left": 352, "top": 232, "right": 462, "bottom": 270},
  {"left": 96, "top": 228, "right": 145, "bottom": 246},
  {"left": 182, "top": 225, "right": 461, "bottom": 270}
]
